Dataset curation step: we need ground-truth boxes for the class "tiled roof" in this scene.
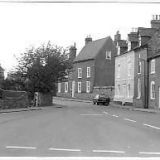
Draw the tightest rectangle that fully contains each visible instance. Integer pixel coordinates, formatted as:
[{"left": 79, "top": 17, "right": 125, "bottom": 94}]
[
  {"left": 138, "top": 27, "right": 157, "bottom": 37},
  {"left": 74, "top": 37, "right": 110, "bottom": 62}
]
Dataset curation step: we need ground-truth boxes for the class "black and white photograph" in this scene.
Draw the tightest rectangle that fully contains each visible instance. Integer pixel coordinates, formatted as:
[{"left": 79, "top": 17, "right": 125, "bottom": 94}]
[{"left": 0, "top": 0, "right": 160, "bottom": 159}]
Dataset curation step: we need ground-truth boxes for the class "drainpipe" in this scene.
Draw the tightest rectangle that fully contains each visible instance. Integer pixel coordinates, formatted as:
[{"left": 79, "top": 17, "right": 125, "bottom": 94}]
[{"left": 145, "top": 47, "right": 149, "bottom": 109}]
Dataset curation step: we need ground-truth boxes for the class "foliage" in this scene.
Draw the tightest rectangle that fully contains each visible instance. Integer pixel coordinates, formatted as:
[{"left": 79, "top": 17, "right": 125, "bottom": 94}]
[{"left": 12, "top": 42, "right": 71, "bottom": 96}]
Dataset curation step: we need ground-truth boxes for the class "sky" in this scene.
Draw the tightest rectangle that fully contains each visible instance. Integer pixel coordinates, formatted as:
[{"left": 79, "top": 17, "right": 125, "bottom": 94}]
[{"left": 0, "top": 0, "right": 160, "bottom": 76}]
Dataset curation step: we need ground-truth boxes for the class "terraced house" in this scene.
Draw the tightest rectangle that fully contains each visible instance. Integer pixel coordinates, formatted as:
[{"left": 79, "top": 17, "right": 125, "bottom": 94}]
[
  {"left": 114, "top": 15, "right": 160, "bottom": 109},
  {"left": 57, "top": 36, "right": 116, "bottom": 100}
]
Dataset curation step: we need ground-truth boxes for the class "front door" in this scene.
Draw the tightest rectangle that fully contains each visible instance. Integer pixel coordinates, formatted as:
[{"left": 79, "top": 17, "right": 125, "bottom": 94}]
[{"left": 72, "top": 81, "right": 75, "bottom": 98}]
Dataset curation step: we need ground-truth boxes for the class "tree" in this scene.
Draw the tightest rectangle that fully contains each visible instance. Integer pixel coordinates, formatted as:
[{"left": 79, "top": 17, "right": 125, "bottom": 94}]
[{"left": 15, "top": 42, "right": 71, "bottom": 100}]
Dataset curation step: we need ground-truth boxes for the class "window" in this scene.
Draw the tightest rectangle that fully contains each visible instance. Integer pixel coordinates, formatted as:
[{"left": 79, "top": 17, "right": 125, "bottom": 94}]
[
  {"left": 127, "top": 84, "right": 131, "bottom": 98},
  {"left": 78, "top": 68, "right": 82, "bottom": 78},
  {"left": 137, "top": 79, "right": 141, "bottom": 99},
  {"left": 86, "top": 81, "right": 90, "bottom": 93},
  {"left": 106, "top": 51, "right": 111, "bottom": 60},
  {"left": 117, "top": 84, "right": 121, "bottom": 97},
  {"left": 117, "top": 64, "right": 121, "bottom": 78},
  {"left": 78, "top": 82, "right": 81, "bottom": 93},
  {"left": 138, "top": 61, "right": 141, "bottom": 74},
  {"left": 150, "top": 81, "right": 155, "bottom": 99},
  {"left": 58, "top": 83, "right": 61, "bottom": 93},
  {"left": 151, "top": 59, "right": 155, "bottom": 74},
  {"left": 128, "top": 61, "right": 132, "bottom": 77},
  {"left": 87, "top": 67, "right": 91, "bottom": 78},
  {"left": 64, "top": 82, "right": 68, "bottom": 93},
  {"left": 128, "top": 41, "right": 131, "bottom": 51}
]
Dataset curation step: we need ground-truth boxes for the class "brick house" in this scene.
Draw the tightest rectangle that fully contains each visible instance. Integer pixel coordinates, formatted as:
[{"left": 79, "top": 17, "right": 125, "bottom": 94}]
[
  {"left": 133, "top": 15, "right": 160, "bottom": 109},
  {"left": 57, "top": 36, "right": 116, "bottom": 100}
]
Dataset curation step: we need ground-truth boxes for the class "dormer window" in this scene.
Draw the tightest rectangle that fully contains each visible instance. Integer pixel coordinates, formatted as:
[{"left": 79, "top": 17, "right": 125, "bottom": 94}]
[
  {"left": 128, "top": 41, "right": 131, "bottom": 51},
  {"left": 106, "top": 51, "right": 111, "bottom": 60},
  {"left": 138, "top": 34, "right": 141, "bottom": 46}
]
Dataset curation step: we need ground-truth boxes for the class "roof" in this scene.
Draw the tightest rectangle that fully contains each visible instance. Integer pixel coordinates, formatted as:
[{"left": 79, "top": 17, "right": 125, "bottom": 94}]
[
  {"left": 74, "top": 37, "right": 110, "bottom": 62},
  {"left": 138, "top": 27, "right": 157, "bottom": 37}
]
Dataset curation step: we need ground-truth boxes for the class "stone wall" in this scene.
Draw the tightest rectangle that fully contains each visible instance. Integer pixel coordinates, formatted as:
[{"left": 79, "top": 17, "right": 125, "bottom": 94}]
[{"left": 0, "top": 89, "right": 29, "bottom": 109}]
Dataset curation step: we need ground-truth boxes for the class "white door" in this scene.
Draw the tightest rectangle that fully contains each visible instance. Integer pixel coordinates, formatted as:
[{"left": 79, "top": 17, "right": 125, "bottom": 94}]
[
  {"left": 72, "top": 81, "right": 75, "bottom": 98},
  {"left": 159, "top": 87, "right": 160, "bottom": 108}
]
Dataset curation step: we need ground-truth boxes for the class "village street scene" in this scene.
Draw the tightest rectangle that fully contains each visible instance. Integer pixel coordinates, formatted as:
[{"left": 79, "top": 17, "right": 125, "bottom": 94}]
[{"left": 0, "top": 1, "right": 160, "bottom": 159}]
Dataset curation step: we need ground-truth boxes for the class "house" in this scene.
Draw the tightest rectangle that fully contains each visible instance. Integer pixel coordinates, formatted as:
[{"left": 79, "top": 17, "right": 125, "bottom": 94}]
[
  {"left": 114, "top": 15, "right": 159, "bottom": 106},
  {"left": 57, "top": 35, "right": 117, "bottom": 100},
  {"left": 133, "top": 15, "right": 160, "bottom": 109},
  {"left": 114, "top": 31, "right": 136, "bottom": 104},
  {"left": 71, "top": 36, "right": 116, "bottom": 100},
  {"left": 57, "top": 44, "right": 77, "bottom": 98}
]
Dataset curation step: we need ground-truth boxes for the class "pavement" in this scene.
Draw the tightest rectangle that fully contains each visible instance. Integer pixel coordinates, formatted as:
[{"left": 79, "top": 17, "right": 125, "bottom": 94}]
[{"left": 53, "top": 96, "right": 160, "bottom": 113}]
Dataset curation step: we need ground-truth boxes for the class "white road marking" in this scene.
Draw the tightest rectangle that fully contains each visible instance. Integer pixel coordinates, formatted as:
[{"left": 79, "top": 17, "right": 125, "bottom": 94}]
[
  {"left": 92, "top": 149, "right": 125, "bottom": 154},
  {"left": 49, "top": 148, "right": 81, "bottom": 152},
  {"left": 139, "top": 151, "right": 160, "bottom": 155},
  {"left": 143, "top": 123, "right": 160, "bottom": 130},
  {"left": 112, "top": 115, "right": 119, "bottom": 118},
  {"left": 124, "top": 118, "right": 136, "bottom": 123},
  {"left": 6, "top": 146, "right": 36, "bottom": 149},
  {"left": 80, "top": 114, "right": 103, "bottom": 116},
  {"left": 103, "top": 111, "right": 108, "bottom": 115}
]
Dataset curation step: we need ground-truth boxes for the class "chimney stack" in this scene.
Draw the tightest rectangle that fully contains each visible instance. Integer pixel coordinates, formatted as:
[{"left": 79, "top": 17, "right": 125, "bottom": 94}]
[
  {"left": 114, "top": 31, "right": 121, "bottom": 45},
  {"left": 151, "top": 14, "right": 160, "bottom": 29},
  {"left": 85, "top": 35, "right": 92, "bottom": 45},
  {"left": 69, "top": 43, "right": 77, "bottom": 61}
]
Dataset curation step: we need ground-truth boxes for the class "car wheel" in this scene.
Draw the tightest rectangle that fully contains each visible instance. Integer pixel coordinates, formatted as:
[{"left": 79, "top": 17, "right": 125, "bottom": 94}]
[{"left": 97, "top": 102, "right": 99, "bottom": 105}]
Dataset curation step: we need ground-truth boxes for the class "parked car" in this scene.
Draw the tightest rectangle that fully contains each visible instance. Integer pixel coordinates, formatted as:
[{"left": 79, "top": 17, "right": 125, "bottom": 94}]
[{"left": 93, "top": 94, "right": 110, "bottom": 106}]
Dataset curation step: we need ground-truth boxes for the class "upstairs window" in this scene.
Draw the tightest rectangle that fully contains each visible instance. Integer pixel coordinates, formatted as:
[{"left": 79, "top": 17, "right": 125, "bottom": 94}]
[
  {"left": 86, "top": 81, "right": 90, "bottom": 93},
  {"left": 128, "top": 61, "right": 132, "bottom": 77},
  {"left": 78, "top": 68, "right": 82, "bottom": 78},
  {"left": 58, "top": 83, "right": 61, "bottom": 93},
  {"left": 87, "top": 67, "right": 91, "bottom": 78},
  {"left": 117, "top": 64, "right": 121, "bottom": 78},
  {"left": 151, "top": 59, "right": 155, "bottom": 74},
  {"left": 106, "top": 51, "right": 111, "bottom": 60},
  {"left": 138, "top": 61, "right": 141, "bottom": 74},
  {"left": 150, "top": 81, "right": 155, "bottom": 99},
  {"left": 64, "top": 82, "right": 68, "bottom": 93}
]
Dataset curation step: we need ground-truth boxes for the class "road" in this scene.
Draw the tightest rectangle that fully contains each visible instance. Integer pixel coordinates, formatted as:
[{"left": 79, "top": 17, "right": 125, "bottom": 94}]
[{"left": 0, "top": 99, "right": 160, "bottom": 157}]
